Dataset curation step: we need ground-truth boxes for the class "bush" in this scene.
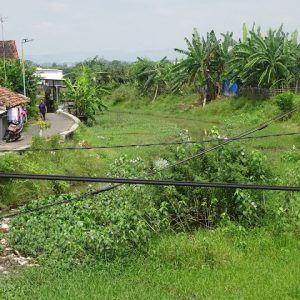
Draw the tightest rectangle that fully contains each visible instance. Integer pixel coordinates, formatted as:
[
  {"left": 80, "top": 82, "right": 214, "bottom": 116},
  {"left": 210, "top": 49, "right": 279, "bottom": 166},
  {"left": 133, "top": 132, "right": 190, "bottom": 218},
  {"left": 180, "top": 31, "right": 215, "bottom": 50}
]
[
  {"left": 9, "top": 158, "right": 165, "bottom": 266},
  {"left": 150, "top": 142, "right": 271, "bottom": 228},
  {"left": 276, "top": 92, "right": 295, "bottom": 118},
  {"left": 9, "top": 131, "right": 273, "bottom": 266},
  {"left": 107, "top": 85, "right": 141, "bottom": 106}
]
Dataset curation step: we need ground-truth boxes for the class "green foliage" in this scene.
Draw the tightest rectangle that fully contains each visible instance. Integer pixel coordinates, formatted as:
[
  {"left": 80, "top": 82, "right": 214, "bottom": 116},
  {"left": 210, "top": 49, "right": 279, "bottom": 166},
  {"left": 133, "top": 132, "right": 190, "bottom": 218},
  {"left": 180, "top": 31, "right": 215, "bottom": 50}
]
[
  {"left": 36, "top": 119, "right": 51, "bottom": 129},
  {"left": 8, "top": 158, "right": 159, "bottom": 265},
  {"left": 3, "top": 227, "right": 300, "bottom": 299},
  {"left": 64, "top": 56, "right": 130, "bottom": 86},
  {"left": 64, "top": 66, "right": 110, "bottom": 121},
  {"left": 151, "top": 131, "right": 271, "bottom": 228},
  {"left": 131, "top": 57, "right": 172, "bottom": 100},
  {"left": 9, "top": 131, "right": 273, "bottom": 266},
  {"left": 276, "top": 92, "right": 295, "bottom": 116},
  {"left": 0, "top": 59, "right": 38, "bottom": 99},
  {"left": 0, "top": 135, "right": 106, "bottom": 208},
  {"left": 107, "top": 84, "right": 140, "bottom": 105},
  {"left": 229, "top": 26, "right": 300, "bottom": 88},
  {"left": 173, "top": 29, "right": 235, "bottom": 101},
  {"left": 273, "top": 150, "right": 300, "bottom": 234}
]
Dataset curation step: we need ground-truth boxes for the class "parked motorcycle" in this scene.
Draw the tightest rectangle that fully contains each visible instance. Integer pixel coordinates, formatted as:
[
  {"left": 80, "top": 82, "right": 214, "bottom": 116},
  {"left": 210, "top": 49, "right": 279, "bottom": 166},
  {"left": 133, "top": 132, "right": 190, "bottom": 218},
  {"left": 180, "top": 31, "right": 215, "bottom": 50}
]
[{"left": 3, "top": 122, "right": 23, "bottom": 142}]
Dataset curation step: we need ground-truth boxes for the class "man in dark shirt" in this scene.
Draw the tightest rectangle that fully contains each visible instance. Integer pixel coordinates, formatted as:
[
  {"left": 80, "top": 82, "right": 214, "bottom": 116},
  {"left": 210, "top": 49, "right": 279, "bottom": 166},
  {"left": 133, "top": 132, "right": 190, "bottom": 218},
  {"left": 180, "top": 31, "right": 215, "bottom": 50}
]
[{"left": 38, "top": 101, "right": 47, "bottom": 120}]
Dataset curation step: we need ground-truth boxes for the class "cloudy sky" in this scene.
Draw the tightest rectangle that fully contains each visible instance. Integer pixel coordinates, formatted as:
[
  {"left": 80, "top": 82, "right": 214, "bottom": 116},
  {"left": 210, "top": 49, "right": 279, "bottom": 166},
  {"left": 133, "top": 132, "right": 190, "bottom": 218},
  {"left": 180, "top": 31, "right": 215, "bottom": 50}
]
[{"left": 2, "top": 0, "right": 299, "bottom": 62}]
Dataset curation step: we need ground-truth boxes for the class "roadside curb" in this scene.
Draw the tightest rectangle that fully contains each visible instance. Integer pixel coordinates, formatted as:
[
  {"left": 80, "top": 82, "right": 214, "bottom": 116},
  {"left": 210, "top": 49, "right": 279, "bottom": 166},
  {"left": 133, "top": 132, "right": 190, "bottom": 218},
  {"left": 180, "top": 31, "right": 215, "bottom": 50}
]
[{"left": 57, "top": 111, "right": 81, "bottom": 140}]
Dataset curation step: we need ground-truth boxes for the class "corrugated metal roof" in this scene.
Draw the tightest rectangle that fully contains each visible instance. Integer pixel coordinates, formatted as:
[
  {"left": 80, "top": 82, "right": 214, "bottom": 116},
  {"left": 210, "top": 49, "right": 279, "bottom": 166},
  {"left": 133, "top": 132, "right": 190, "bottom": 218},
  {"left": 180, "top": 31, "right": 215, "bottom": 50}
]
[
  {"left": 36, "top": 68, "right": 64, "bottom": 80},
  {"left": 0, "top": 87, "right": 30, "bottom": 108}
]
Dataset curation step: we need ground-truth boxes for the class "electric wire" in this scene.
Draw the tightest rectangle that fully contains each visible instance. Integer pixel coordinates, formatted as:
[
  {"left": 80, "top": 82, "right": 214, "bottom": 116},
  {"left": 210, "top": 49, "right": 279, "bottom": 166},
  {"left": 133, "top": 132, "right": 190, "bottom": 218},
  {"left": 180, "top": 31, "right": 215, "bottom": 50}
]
[
  {"left": 0, "top": 132, "right": 299, "bottom": 153},
  {"left": 0, "top": 172, "right": 299, "bottom": 191},
  {"left": 1, "top": 176, "right": 299, "bottom": 220}
]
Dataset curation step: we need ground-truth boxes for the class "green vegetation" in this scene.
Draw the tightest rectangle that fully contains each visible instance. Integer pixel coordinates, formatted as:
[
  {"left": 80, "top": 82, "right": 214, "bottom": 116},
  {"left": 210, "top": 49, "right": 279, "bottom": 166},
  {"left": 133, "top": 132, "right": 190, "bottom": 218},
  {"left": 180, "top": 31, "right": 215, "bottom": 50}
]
[
  {"left": 61, "top": 25, "right": 300, "bottom": 106},
  {"left": 0, "top": 59, "right": 38, "bottom": 99},
  {"left": 0, "top": 59, "right": 39, "bottom": 116},
  {"left": 276, "top": 91, "right": 295, "bottom": 116},
  {"left": 131, "top": 57, "right": 172, "bottom": 100},
  {"left": 2, "top": 228, "right": 300, "bottom": 299},
  {"left": 0, "top": 135, "right": 106, "bottom": 208},
  {"left": 64, "top": 66, "right": 109, "bottom": 122},
  {"left": 1, "top": 24, "right": 300, "bottom": 299},
  {"left": 8, "top": 140, "right": 272, "bottom": 265},
  {"left": 1, "top": 89, "right": 300, "bottom": 298},
  {"left": 229, "top": 26, "right": 300, "bottom": 88}
]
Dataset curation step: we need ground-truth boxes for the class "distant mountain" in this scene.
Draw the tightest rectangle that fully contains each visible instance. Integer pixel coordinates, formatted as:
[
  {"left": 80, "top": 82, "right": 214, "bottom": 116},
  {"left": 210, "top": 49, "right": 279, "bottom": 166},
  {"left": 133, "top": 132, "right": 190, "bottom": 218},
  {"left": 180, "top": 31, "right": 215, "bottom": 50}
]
[{"left": 27, "top": 48, "right": 182, "bottom": 64}]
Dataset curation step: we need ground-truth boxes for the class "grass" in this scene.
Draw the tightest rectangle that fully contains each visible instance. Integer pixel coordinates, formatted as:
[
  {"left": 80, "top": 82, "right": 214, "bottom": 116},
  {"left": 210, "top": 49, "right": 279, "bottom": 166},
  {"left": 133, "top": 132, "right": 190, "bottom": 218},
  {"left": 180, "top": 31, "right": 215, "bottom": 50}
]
[
  {"left": 2, "top": 228, "right": 300, "bottom": 299},
  {"left": 1, "top": 90, "right": 300, "bottom": 298},
  {"left": 2, "top": 90, "right": 300, "bottom": 207}
]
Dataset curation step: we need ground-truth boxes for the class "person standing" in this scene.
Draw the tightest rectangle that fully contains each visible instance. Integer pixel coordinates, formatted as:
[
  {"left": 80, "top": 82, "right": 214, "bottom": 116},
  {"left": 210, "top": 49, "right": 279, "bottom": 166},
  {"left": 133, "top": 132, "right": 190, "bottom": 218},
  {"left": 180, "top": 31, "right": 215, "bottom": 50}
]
[{"left": 38, "top": 101, "right": 47, "bottom": 120}]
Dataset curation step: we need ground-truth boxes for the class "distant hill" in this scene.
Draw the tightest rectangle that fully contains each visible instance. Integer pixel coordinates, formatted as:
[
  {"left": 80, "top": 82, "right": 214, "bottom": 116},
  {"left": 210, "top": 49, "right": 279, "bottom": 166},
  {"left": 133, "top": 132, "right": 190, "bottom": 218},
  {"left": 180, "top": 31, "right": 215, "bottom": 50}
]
[{"left": 27, "top": 48, "right": 182, "bottom": 64}]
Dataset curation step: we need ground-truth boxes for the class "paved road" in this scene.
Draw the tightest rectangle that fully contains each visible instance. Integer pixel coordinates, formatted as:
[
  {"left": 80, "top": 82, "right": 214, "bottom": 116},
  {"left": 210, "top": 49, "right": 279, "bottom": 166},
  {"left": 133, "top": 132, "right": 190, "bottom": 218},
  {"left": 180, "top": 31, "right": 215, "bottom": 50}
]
[{"left": 0, "top": 113, "right": 75, "bottom": 151}]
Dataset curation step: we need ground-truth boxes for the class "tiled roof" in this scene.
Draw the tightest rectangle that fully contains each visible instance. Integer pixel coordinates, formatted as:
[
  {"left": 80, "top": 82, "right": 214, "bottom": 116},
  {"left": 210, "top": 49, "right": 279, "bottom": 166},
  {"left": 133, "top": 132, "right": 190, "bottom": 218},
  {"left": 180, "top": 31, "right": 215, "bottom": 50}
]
[
  {"left": 0, "top": 40, "right": 19, "bottom": 59},
  {"left": 0, "top": 87, "right": 30, "bottom": 108}
]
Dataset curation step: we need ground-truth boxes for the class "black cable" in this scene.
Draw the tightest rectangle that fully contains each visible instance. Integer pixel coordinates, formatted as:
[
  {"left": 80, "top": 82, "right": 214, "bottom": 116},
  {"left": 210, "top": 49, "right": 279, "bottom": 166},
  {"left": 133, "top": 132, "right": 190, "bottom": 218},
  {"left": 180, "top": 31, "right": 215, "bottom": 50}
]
[
  {"left": 0, "top": 172, "right": 299, "bottom": 191},
  {"left": 0, "top": 185, "right": 116, "bottom": 220},
  {"left": 151, "top": 105, "right": 300, "bottom": 174},
  {"left": 1, "top": 105, "right": 300, "bottom": 219},
  {"left": 1, "top": 175, "right": 299, "bottom": 220},
  {"left": 0, "top": 132, "right": 299, "bottom": 153}
]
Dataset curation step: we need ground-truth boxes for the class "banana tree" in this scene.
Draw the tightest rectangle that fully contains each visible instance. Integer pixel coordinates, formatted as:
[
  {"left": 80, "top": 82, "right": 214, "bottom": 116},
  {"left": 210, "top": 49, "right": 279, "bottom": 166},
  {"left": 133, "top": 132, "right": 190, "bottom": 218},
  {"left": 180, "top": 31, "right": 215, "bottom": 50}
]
[
  {"left": 172, "top": 29, "right": 224, "bottom": 105},
  {"left": 131, "top": 57, "right": 171, "bottom": 100},
  {"left": 64, "top": 67, "right": 110, "bottom": 122},
  {"left": 228, "top": 25, "right": 298, "bottom": 88}
]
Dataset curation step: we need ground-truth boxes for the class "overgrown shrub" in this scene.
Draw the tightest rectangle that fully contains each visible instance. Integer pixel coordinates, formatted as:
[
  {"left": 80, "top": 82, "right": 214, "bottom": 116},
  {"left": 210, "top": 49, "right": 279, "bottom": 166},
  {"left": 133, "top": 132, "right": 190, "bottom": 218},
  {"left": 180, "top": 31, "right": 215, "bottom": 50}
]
[
  {"left": 276, "top": 92, "right": 295, "bottom": 119},
  {"left": 9, "top": 130, "right": 273, "bottom": 266},
  {"left": 107, "top": 85, "right": 138, "bottom": 105},
  {"left": 150, "top": 143, "right": 270, "bottom": 228},
  {"left": 9, "top": 158, "right": 167, "bottom": 265}
]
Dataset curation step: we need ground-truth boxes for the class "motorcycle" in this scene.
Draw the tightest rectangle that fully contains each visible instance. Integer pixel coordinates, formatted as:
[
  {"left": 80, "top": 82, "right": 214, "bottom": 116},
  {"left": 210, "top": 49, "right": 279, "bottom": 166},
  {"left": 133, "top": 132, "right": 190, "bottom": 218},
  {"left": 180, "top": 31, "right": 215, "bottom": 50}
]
[{"left": 3, "top": 122, "right": 23, "bottom": 142}]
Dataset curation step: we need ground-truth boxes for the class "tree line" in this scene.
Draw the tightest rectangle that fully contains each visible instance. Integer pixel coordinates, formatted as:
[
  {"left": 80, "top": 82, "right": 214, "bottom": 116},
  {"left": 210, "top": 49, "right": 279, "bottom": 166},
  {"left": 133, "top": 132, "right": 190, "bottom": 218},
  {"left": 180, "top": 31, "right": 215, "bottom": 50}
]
[
  {"left": 62, "top": 25, "right": 300, "bottom": 107},
  {"left": 1, "top": 24, "right": 299, "bottom": 119}
]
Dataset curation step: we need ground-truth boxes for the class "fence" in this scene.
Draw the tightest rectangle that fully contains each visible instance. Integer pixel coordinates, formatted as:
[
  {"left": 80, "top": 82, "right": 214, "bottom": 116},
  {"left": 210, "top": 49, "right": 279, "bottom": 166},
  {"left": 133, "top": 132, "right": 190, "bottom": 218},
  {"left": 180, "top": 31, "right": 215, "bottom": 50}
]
[{"left": 239, "top": 86, "right": 300, "bottom": 98}]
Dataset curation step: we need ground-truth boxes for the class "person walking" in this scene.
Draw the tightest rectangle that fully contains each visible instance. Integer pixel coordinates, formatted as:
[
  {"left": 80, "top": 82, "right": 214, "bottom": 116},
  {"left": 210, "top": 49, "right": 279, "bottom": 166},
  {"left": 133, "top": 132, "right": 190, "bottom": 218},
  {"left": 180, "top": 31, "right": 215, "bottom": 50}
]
[{"left": 38, "top": 100, "right": 47, "bottom": 120}]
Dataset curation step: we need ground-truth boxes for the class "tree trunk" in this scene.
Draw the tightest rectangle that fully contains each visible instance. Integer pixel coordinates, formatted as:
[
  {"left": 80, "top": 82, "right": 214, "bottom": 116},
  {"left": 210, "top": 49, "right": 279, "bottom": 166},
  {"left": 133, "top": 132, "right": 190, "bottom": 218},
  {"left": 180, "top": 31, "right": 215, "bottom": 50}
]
[
  {"left": 152, "top": 85, "right": 159, "bottom": 102},
  {"left": 202, "top": 95, "right": 207, "bottom": 107}
]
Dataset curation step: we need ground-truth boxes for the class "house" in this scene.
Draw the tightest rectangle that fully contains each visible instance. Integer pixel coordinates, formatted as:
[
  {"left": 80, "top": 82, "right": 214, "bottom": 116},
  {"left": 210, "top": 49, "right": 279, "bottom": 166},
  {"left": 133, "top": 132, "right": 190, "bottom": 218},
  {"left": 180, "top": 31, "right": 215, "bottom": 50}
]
[
  {"left": 0, "top": 87, "right": 30, "bottom": 138},
  {"left": 0, "top": 40, "right": 19, "bottom": 59},
  {"left": 35, "top": 68, "right": 64, "bottom": 112}
]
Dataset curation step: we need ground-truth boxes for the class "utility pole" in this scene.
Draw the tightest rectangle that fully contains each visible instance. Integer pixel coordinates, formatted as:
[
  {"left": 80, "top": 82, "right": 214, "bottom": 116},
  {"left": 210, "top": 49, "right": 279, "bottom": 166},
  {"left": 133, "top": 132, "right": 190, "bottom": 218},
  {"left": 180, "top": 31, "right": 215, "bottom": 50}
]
[
  {"left": 0, "top": 16, "right": 8, "bottom": 85},
  {"left": 21, "top": 38, "right": 33, "bottom": 96}
]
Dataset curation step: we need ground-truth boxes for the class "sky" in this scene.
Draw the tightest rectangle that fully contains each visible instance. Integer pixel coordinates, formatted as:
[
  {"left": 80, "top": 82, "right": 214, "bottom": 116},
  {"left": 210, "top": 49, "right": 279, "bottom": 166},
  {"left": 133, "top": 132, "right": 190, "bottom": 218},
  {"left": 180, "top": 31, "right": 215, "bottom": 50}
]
[{"left": 1, "top": 0, "right": 299, "bottom": 63}]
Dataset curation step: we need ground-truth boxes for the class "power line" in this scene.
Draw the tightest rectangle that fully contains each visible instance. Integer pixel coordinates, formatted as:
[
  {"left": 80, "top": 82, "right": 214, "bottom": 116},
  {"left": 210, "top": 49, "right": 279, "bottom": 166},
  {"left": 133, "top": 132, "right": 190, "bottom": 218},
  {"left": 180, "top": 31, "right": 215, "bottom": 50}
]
[
  {"left": 0, "top": 175, "right": 299, "bottom": 220},
  {"left": 0, "top": 172, "right": 299, "bottom": 191},
  {"left": 1, "top": 132, "right": 299, "bottom": 153}
]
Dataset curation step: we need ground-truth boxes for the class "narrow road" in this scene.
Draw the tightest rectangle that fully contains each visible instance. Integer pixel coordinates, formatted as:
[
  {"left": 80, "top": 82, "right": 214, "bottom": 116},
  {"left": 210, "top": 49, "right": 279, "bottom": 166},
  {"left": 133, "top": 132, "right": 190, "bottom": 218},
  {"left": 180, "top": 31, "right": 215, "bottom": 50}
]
[{"left": 0, "top": 113, "right": 75, "bottom": 151}]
